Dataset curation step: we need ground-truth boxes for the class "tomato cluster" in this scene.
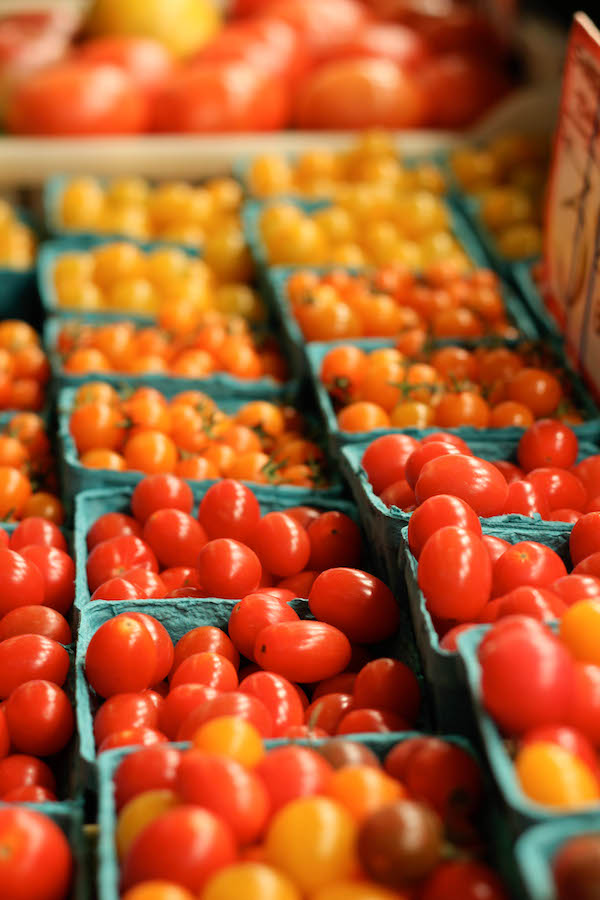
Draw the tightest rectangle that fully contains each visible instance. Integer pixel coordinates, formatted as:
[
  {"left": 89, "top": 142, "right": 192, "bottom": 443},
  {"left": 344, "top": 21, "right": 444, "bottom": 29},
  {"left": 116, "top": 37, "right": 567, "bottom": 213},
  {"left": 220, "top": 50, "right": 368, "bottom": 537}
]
[
  {"left": 85, "top": 477, "right": 361, "bottom": 602},
  {"left": 111, "top": 731, "right": 506, "bottom": 900},
  {"left": 0, "top": 412, "right": 63, "bottom": 522},
  {"left": 0, "top": 807, "right": 73, "bottom": 900},
  {"left": 53, "top": 241, "right": 256, "bottom": 317},
  {"left": 69, "top": 387, "right": 329, "bottom": 487},
  {"left": 321, "top": 343, "right": 579, "bottom": 431},
  {"left": 362, "top": 420, "right": 595, "bottom": 521},
  {"left": 451, "top": 134, "right": 547, "bottom": 260},
  {"left": 56, "top": 315, "right": 286, "bottom": 381},
  {"left": 259, "top": 192, "right": 470, "bottom": 269},
  {"left": 58, "top": 176, "right": 245, "bottom": 258},
  {"left": 0, "top": 320, "right": 50, "bottom": 411},
  {"left": 0, "top": 201, "right": 36, "bottom": 270},
  {"left": 0, "top": 517, "right": 75, "bottom": 802}
]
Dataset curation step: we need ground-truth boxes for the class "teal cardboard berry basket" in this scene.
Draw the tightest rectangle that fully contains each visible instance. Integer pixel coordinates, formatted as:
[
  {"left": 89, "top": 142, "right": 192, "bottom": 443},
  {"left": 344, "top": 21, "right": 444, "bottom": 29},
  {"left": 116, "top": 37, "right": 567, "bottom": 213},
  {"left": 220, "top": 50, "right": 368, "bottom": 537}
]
[
  {"left": 515, "top": 815, "right": 600, "bottom": 900},
  {"left": 510, "top": 261, "right": 563, "bottom": 343},
  {"left": 402, "top": 518, "right": 573, "bottom": 736}
]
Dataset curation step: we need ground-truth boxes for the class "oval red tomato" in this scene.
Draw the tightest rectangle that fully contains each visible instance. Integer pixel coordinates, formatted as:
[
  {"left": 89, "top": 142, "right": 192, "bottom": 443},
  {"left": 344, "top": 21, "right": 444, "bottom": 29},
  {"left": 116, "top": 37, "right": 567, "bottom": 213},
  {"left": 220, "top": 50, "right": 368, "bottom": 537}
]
[
  {"left": 407, "top": 494, "right": 481, "bottom": 559},
  {"left": 0, "top": 806, "right": 72, "bottom": 900},
  {"left": 254, "top": 620, "right": 352, "bottom": 682},
  {"left": 492, "top": 541, "right": 567, "bottom": 598},
  {"left": 418, "top": 526, "right": 491, "bottom": 621},
  {"left": 85, "top": 613, "right": 157, "bottom": 698},
  {"left": 415, "top": 455, "right": 508, "bottom": 518},
  {"left": 308, "top": 567, "right": 400, "bottom": 642}
]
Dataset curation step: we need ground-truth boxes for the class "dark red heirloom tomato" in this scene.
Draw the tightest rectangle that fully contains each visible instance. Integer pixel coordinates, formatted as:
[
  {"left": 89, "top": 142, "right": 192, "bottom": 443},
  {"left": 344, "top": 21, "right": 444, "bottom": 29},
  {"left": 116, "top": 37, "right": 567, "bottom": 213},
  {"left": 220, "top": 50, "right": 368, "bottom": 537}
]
[
  {"left": 309, "top": 567, "right": 400, "bottom": 643},
  {"left": 86, "top": 534, "right": 158, "bottom": 593},
  {"left": 131, "top": 474, "right": 194, "bottom": 523},
  {"left": 5, "top": 680, "right": 74, "bottom": 756},
  {"left": 251, "top": 512, "right": 310, "bottom": 577},
  {"left": 0, "top": 606, "right": 71, "bottom": 644},
  {"left": 407, "top": 494, "right": 481, "bottom": 559},
  {"left": 19, "top": 545, "right": 75, "bottom": 615},
  {"left": 197, "top": 538, "right": 261, "bottom": 599},
  {"left": 9, "top": 518, "right": 66, "bottom": 552},
  {"left": 239, "top": 671, "right": 303, "bottom": 736},
  {"left": 85, "top": 613, "right": 157, "bottom": 698},
  {"left": 415, "top": 454, "right": 508, "bottom": 517},
  {"left": 0, "top": 806, "right": 72, "bottom": 900},
  {"left": 254, "top": 620, "right": 352, "bottom": 682},
  {"left": 228, "top": 591, "right": 299, "bottom": 661},
  {"left": 255, "top": 744, "right": 333, "bottom": 812},
  {"left": 491, "top": 541, "right": 567, "bottom": 597},
  {"left": 517, "top": 420, "right": 579, "bottom": 472},
  {"left": 0, "top": 549, "right": 45, "bottom": 616},
  {"left": 86, "top": 512, "right": 142, "bottom": 550},
  {"left": 306, "top": 511, "right": 363, "bottom": 570},
  {"left": 361, "top": 434, "right": 420, "bottom": 495},
  {"left": 113, "top": 744, "right": 181, "bottom": 810},
  {"left": 143, "top": 509, "right": 208, "bottom": 568},
  {"left": 0, "top": 634, "right": 69, "bottom": 698},
  {"left": 418, "top": 526, "right": 491, "bottom": 621},
  {"left": 198, "top": 480, "right": 260, "bottom": 542}
]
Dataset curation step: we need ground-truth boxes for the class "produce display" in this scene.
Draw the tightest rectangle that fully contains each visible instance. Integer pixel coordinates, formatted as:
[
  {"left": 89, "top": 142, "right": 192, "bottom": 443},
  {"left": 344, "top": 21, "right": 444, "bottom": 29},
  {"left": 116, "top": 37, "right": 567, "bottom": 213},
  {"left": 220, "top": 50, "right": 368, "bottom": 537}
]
[
  {"left": 258, "top": 193, "right": 471, "bottom": 268},
  {"left": 320, "top": 343, "right": 582, "bottom": 431},
  {"left": 0, "top": 201, "right": 36, "bottom": 270},
  {"left": 51, "top": 241, "right": 256, "bottom": 316},
  {"left": 0, "top": 320, "right": 49, "bottom": 410}
]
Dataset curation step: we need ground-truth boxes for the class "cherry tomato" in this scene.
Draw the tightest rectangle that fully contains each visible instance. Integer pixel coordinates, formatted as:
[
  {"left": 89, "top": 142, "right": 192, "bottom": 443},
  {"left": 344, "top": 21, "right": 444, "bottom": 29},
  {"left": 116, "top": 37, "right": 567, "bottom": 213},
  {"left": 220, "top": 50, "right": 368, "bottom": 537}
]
[
  {"left": 421, "top": 860, "right": 509, "bottom": 900},
  {"left": 308, "top": 568, "right": 400, "bottom": 643},
  {"left": 0, "top": 754, "right": 56, "bottom": 796},
  {"left": 574, "top": 455, "right": 600, "bottom": 501},
  {"left": 405, "top": 442, "right": 464, "bottom": 491},
  {"left": 121, "top": 806, "right": 237, "bottom": 894},
  {"left": 491, "top": 460, "right": 524, "bottom": 484},
  {"left": 335, "top": 708, "right": 409, "bottom": 734},
  {"left": 496, "top": 586, "right": 566, "bottom": 622},
  {"left": 143, "top": 510, "right": 208, "bottom": 568},
  {"left": 361, "top": 434, "right": 419, "bottom": 495},
  {"left": 418, "top": 526, "right": 491, "bottom": 621},
  {"left": 522, "top": 725, "right": 600, "bottom": 777},
  {"left": 251, "top": 512, "right": 310, "bottom": 577},
  {"left": 85, "top": 613, "right": 157, "bottom": 698},
  {"left": 420, "top": 52, "right": 509, "bottom": 128},
  {"left": 198, "top": 538, "right": 262, "bottom": 599},
  {"left": 379, "top": 479, "right": 416, "bottom": 510},
  {"left": 255, "top": 744, "right": 332, "bottom": 812},
  {"left": 116, "top": 789, "right": 180, "bottom": 861},
  {"left": 415, "top": 454, "right": 508, "bottom": 517},
  {"left": 482, "top": 535, "right": 511, "bottom": 565},
  {"left": 198, "top": 480, "right": 261, "bottom": 543},
  {"left": 0, "top": 548, "right": 45, "bottom": 616},
  {"left": 91, "top": 577, "right": 145, "bottom": 602},
  {"left": 98, "top": 726, "right": 167, "bottom": 754},
  {"left": 114, "top": 745, "right": 182, "bottom": 811},
  {"left": 196, "top": 17, "right": 308, "bottom": 83},
  {"left": 492, "top": 541, "right": 567, "bottom": 597},
  {"left": 407, "top": 494, "right": 481, "bottom": 559},
  {"left": 502, "top": 480, "right": 550, "bottom": 518},
  {"left": 75, "top": 37, "right": 173, "bottom": 101},
  {"left": 2, "top": 785, "right": 57, "bottom": 803},
  {"left": 526, "top": 468, "right": 587, "bottom": 512},
  {"left": 304, "top": 693, "right": 354, "bottom": 734},
  {"left": 94, "top": 691, "right": 162, "bottom": 747},
  {"left": 239, "top": 671, "right": 303, "bottom": 736},
  {"left": 548, "top": 509, "right": 583, "bottom": 523},
  {"left": 131, "top": 475, "right": 194, "bottom": 523},
  {"left": 552, "top": 574, "right": 600, "bottom": 606},
  {"left": 518, "top": 420, "right": 578, "bottom": 472},
  {"left": 0, "top": 806, "right": 72, "bottom": 900},
  {"left": 87, "top": 512, "right": 142, "bottom": 550},
  {"left": 228, "top": 591, "right": 299, "bottom": 660},
  {"left": 400, "top": 737, "right": 482, "bottom": 819},
  {"left": 173, "top": 626, "right": 239, "bottom": 673},
  {"left": 306, "top": 511, "right": 362, "bottom": 570},
  {"left": 570, "top": 512, "right": 600, "bottom": 566},
  {"left": 255, "top": 620, "right": 351, "bottom": 682},
  {"left": 86, "top": 534, "right": 158, "bottom": 592},
  {"left": 568, "top": 662, "right": 600, "bottom": 744},
  {"left": 18, "top": 545, "right": 75, "bottom": 615},
  {"left": 440, "top": 623, "right": 477, "bottom": 651},
  {"left": 9, "top": 518, "right": 66, "bottom": 552},
  {"left": 190, "top": 716, "right": 265, "bottom": 768},
  {"left": 170, "top": 652, "right": 238, "bottom": 692},
  {"left": 123, "top": 567, "right": 166, "bottom": 599},
  {"left": 202, "top": 862, "right": 300, "bottom": 900},
  {"left": 277, "top": 570, "right": 319, "bottom": 596},
  {"left": 178, "top": 692, "right": 273, "bottom": 740},
  {"left": 353, "top": 658, "right": 420, "bottom": 722},
  {"left": 516, "top": 741, "right": 600, "bottom": 808},
  {"left": 573, "top": 553, "right": 600, "bottom": 578},
  {"left": 0, "top": 605, "right": 71, "bottom": 644},
  {"left": 6, "top": 680, "right": 73, "bottom": 756},
  {"left": 265, "top": 0, "right": 367, "bottom": 60},
  {"left": 0, "top": 634, "right": 69, "bottom": 698}
]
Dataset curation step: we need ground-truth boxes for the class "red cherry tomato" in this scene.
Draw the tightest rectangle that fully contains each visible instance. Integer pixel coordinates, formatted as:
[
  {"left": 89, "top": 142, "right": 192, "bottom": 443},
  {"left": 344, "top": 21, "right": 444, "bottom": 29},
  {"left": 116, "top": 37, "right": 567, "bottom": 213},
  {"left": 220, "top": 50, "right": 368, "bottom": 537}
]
[
  {"left": 131, "top": 474, "right": 194, "bottom": 523},
  {"left": 304, "top": 693, "right": 354, "bottom": 734},
  {"left": 421, "top": 432, "right": 471, "bottom": 452},
  {"left": 197, "top": 539, "right": 262, "bottom": 599},
  {"left": 122, "top": 567, "right": 166, "bottom": 599},
  {"left": 492, "top": 541, "right": 567, "bottom": 597},
  {"left": 380, "top": 479, "right": 416, "bottom": 510},
  {"left": 173, "top": 626, "right": 239, "bottom": 673},
  {"left": 568, "top": 662, "right": 600, "bottom": 745},
  {"left": 502, "top": 480, "right": 550, "bottom": 518},
  {"left": 98, "top": 726, "right": 167, "bottom": 754},
  {"left": 113, "top": 744, "right": 181, "bottom": 810},
  {"left": 85, "top": 613, "right": 157, "bottom": 698},
  {"left": 9, "top": 518, "right": 66, "bottom": 552},
  {"left": 228, "top": 591, "right": 299, "bottom": 661},
  {"left": 361, "top": 434, "right": 420, "bottom": 495},
  {"left": 336, "top": 708, "right": 409, "bottom": 734},
  {"left": 0, "top": 806, "right": 73, "bottom": 900},
  {"left": 415, "top": 455, "right": 508, "bottom": 518},
  {"left": 6, "top": 680, "right": 73, "bottom": 755},
  {"left": 405, "top": 441, "right": 463, "bottom": 490},
  {"left": 548, "top": 508, "right": 583, "bottom": 523},
  {"left": 255, "top": 620, "right": 352, "bottom": 682},
  {"left": 170, "top": 652, "right": 238, "bottom": 692},
  {"left": 399, "top": 737, "right": 483, "bottom": 819},
  {"left": 491, "top": 461, "right": 524, "bottom": 484},
  {"left": 86, "top": 534, "right": 158, "bottom": 593},
  {"left": 159, "top": 685, "right": 219, "bottom": 740},
  {"left": 177, "top": 749, "right": 270, "bottom": 845},
  {"left": 177, "top": 691, "right": 274, "bottom": 740},
  {"left": 353, "top": 658, "right": 420, "bottom": 721},
  {"left": 198, "top": 480, "right": 260, "bottom": 543},
  {"left": 0, "top": 548, "right": 45, "bottom": 616},
  {"left": 418, "top": 526, "right": 491, "bottom": 621},
  {"left": 495, "top": 586, "right": 566, "bottom": 622},
  {"left": 0, "top": 605, "right": 71, "bottom": 644},
  {"left": 93, "top": 692, "right": 161, "bottom": 747},
  {"left": 0, "top": 708, "right": 8, "bottom": 760},
  {"left": 574, "top": 455, "right": 600, "bottom": 501},
  {"left": 2, "top": 785, "right": 57, "bottom": 803},
  {"left": 160, "top": 567, "right": 200, "bottom": 593},
  {"left": 259, "top": 587, "right": 296, "bottom": 605},
  {"left": 239, "top": 671, "right": 303, "bottom": 736},
  {"left": 6, "top": 61, "right": 148, "bottom": 135},
  {"left": 86, "top": 512, "right": 142, "bottom": 550},
  {"left": 570, "top": 512, "right": 600, "bottom": 565},
  {"left": 325, "top": 22, "right": 431, "bottom": 71},
  {"left": 517, "top": 420, "right": 579, "bottom": 472},
  {"left": 293, "top": 57, "right": 428, "bottom": 129},
  {"left": 480, "top": 619, "right": 574, "bottom": 733},
  {"left": 143, "top": 509, "right": 208, "bottom": 568},
  {"left": 254, "top": 744, "right": 333, "bottom": 812},
  {"left": 18, "top": 545, "right": 75, "bottom": 615},
  {"left": 573, "top": 553, "right": 600, "bottom": 577},
  {"left": 0, "top": 634, "right": 69, "bottom": 698},
  {"left": 308, "top": 567, "right": 400, "bottom": 643},
  {"left": 75, "top": 36, "right": 173, "bottom": 100},
  {"left": 552, "top": 574, "right": 600, "bottom": 606},
  {"left": 312, "top": 672, "right": 357, "bottom": 699},
  {"left": 277, "top": 569, "right": 319, "bottom": 596},
  {"left": 251, "top": 512, "right": 310, "bottom": 577},
  {"left": 284, "top": 506, "right": 322, "bottom": 529},
  {"left": 306, "top": 511, "right": 363, "bottom": 570},
  {"left": 525, "top": 468, "right": 587, "bottom": 512},
  {"left": 90, "top": 577, "right": 145, "bottom": 602},
  {"left": 121, "top": 806, "right": 236, "bottom": 893},
  {"left": 482, "top": 535, "right": 510, "bottom": 565},
  {"left": 126, "top": 612, "right": 174, "bottom": 684},
  {"left": 407, "top": 494, "right": 481, "bottom": 559},
  {"left": 0, "top": 754, "right": 56, "bottom": 795}
]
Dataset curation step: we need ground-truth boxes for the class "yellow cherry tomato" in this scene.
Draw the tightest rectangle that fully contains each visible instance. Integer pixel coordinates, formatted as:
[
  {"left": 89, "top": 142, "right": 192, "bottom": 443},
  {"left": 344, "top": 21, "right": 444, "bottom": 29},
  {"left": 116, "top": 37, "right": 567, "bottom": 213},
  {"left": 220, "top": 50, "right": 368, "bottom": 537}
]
[
  {"left": 116, "top": 789, "right": 179, "bottom": 859},
  {"left": 121, "top": 882, "right": 195, "bottom": 900},
  {"left": 265, "top": 797, "right": 357, "bottom": 892},
  {"left": 191, "top": 716, "right": 265, "bottom": 767},
  {"left": 92, "top": 242, "right": 145, "bottom": 288},
  {"left": 560, "top": 600, "right": 600, "bottom": 664},
  {"left": 201, "top": 862, "right": 301, "bottom": 900},
  {"left": 326, "top": 766, "right": 405, "bottom": 822},
  {"left": 310, "top": 881, "right": 407, "bottom": 900},
  {"left": 515, "top": 742, "right": 600, "bottom": 809},
  {"left": 60, "top": 177, "right": 105, "bottom": 229}
]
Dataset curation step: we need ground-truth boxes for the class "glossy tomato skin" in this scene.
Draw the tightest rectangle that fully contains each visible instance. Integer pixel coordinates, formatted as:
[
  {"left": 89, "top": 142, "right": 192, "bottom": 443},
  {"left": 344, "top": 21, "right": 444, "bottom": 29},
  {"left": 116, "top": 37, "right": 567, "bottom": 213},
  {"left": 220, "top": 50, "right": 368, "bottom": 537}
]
[
  {"left": 159, "top": 685, "right": 219, "bottom": 740},
  {"left": 0, "top": 548, "right": 45, "bottom": 616},
  {"left": 308, "top": 568, "right": 400, "bottom": 643},
  {"left": 568, "top": 663, "right": 600, "bottom": 744},
  {"left": 18, "top": 545, "right": 75, "bottom": 615},
  {"left": 491, "top": 541, "right": 567, "bottom": 597},
  {"left": 93, "top": 692, "right": 161, "bottom": 747},
  {"left": 198, "top": 480, "right": 260, "bottom": 543},
  {"left": 9, "top": 518, "right": 66, "bottom": 552},
  {"left": 90, "top": 577, "right": 145, "bottom": 602},
  {"left": 0, "top": 634, "right": 69, "bottom": 698},
  {"left": 255, "top": 620, "right": 351, "bottom": 682},
  {"left": 126, "top": 612, "right": 174, "bottom": 684},
  {"left": 502, "top": 480, "right": 550, "bottom": 518},
  {"left": 400, "top": 737, "right": 483, "bottom": 819},
  {"left": 173, "top": 626, "right": 239, "bottom": 672},
  {"left": 228, "top": 592, "right": 299, "bottom": 660},
  {"left": 495, "top": 586, "right": 566, "bottom": 623},
  {"left": 154, "top": 61, "right": 289, "bottom": 132},
  {"left": 0, "top": 754, "right": 56, "bottom": 795},
  {"left": 75, "top": 36, "right": 173, "bottom": 100},
  {"left": 113, "top": 744, "right": 181, "bottom": 810},
  {"left": 521, "top": 725, "right": 600, "bottom": 777},
  {"left": 86, "top": 535, "right": 158, "bottom": 593},
  {"left": 255, "top": 744, "right": 333, "bottom": 812},
  {"left": 170, "top": 652, "right": 238, "bottom": 692},
  {"left": 2, "top": 785, "right": 57, "bottom": 802},
  {"left": 294, "top": 57, "right": 428, "bottom": 129},
  {"left": 407, "top": 494, "right": 481, "bottom": 559},
  {"left": 552, "top": 574, "right": 600, "bottom": 606},
  {"left": 131, "top": 474, "right": 194, "bottom": 523},
  {"left": 526, "top": 468, "right": 587, "bottom": 512},
  {"left": 0, "top": 605, "right": 71, "bottom": 644},
  {"left": 517, "top": 420, "right": 579, "bottom": 472},
  {"left": 306, "top": 511, "right": 363, "bottom": 570},
  {"left": 251, "top": 512, "right": 310, "bottom": 577},
  {"left": 353, "top": 658, "right": 420, "bottom": 722},
  {"left": 0, "top": 806, "right": 73, "bottom": 900},
  {"left": 6, "top": 61, "right": 148, "bottom": 135},
  {"left": 570, "top": 512, "right": 600, "bottom": 566},
  {"left": 239, "top": 671, "right": 303, "bottom": 736},
  {"left": 490, "top": 460, "right": 524, "bottom": 484},
  {"left": 405, "top": 442, "right": 463, "bottom": 490},
  {"left": 143, "top": 509, "right": 208, "bottom": 568},
  {"left": 6, "top": 680, "right": 74, "bottom": 756},
  {"left": 121, "top": 805, "right": 237, "bottom": 893},
  {"left": 0, "top": 707, "right": 8, "bottom": 760},
  {"left": 197, "top": 539, "right": 262, "bottom": 599},
  {"left": 85, "top": 613, "right": 157, "bottom": 698},
  {"left": 361, "top": 434, "right": 419, "bottom": 495},
  {"left": 415, "top": 454, "right": 508, "bottom": 517},
  {"left": 336, "top": 707, "right": 409, "bottom": 734},
  {"left": 86, "top": 512, "right": 142, "bottom": 550},
  {"left": 304, "top": 693, "right": 354, "bottom": 734},
  {"left": 177, "top": 691, "right": 274, "bottom": 740},
  {"left": 418, "top": 526, "right": 491, "bottom": 621}
]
